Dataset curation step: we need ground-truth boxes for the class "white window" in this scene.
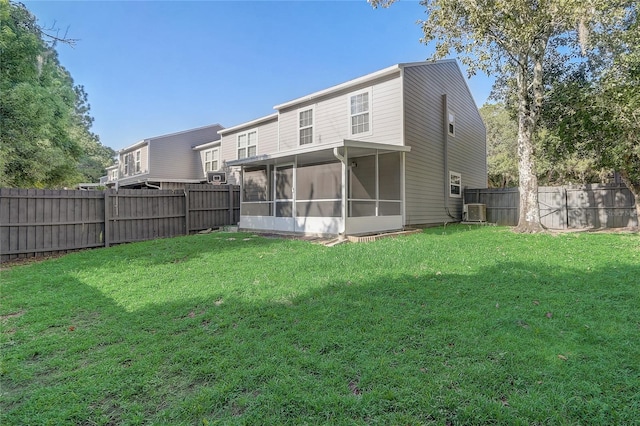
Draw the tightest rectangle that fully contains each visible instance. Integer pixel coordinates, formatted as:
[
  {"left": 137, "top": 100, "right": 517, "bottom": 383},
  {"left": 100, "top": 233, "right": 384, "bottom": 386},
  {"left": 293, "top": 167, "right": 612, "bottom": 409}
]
[
  {"left": 123, "top": 153, "right": 133, "bottom": 176},
  {"left": 135, "top": 150, "right": 141, "bottom": 173},
  {"left": 299, "top": 108, "right": 314, "bottom": 145},
  {"left": 450, "top": 171, "right": 462, "bottom": 198},
  {"left": 349, "top": 89, "right": 371, "bottom": 136},
  {"left": 204, "top": 148, "right": 219, "bottom": 172},
  {"left": 110, "top": 169, "right": 118, "bottom": 181},
  {"left": 448, "top": 110, "right": 456, "bottom": 137},
  {"left": 237, "top": 130, "right": 257, "bottom": 159}
]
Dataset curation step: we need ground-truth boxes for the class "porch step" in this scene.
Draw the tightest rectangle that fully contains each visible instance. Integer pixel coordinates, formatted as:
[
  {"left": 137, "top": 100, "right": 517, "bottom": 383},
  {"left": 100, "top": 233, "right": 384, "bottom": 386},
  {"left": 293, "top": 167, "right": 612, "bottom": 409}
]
[{"left": 346, "top": 228, "right": 422, "bottom": 243}]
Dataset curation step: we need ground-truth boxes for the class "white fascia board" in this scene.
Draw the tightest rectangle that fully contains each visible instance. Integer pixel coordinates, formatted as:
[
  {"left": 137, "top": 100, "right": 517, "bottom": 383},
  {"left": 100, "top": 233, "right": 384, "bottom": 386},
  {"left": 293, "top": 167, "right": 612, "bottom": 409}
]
[
  {"left": 147, "top": 123, "right": 224, "bottom": 140},
  {"left": 218, "top": 113, "right": 278, "bottom": 135},
  {"left": 273, "top": 64, "right": 402, "bottom": 110},
  {"left": 118, "top": 140, "right": 148, "bottom": 154},
  {"left": 192, "top": 140, "right": 222, "bottom": 151},
  {"left": 343, "top": 139, "right": 411, "bottom": 153},
  {"left": 226, "top": 139, "right": 410, "bottom": 167}
]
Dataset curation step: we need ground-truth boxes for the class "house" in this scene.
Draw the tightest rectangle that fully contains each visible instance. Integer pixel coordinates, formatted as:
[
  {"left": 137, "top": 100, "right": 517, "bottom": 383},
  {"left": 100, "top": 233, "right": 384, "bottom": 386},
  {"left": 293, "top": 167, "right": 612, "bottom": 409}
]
[
  {"left": 106, "top": 124, "right": 225, "bottom": 190},
  {"left": 221, "top": 60, "right": 486, "bottom": 236}
]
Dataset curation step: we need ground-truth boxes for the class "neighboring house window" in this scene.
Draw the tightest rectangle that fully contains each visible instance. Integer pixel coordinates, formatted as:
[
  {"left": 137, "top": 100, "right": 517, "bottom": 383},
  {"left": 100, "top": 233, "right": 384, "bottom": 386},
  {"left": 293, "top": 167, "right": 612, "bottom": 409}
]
[
  {"left": 237, "top": 130, "right": 257, "bottom": 159},
  {"left": 450, "top": 171, "right": 462, "bottom": 198},
  {"left": 350, "top": 89, "right": 371, "bottom": 135},
  {"left": 299, "top": 108, "right": 313, "bottom": 145},
  {"left": 204, "top": 148, "right": 219, "bottom": 172},
  {"left": 135, "top": 150, "right": 141, "bottom": 173},
  {"left": 123, "top": 153, "right": 133, "bottom": 176},
  {"left": 448, "top": 110, "right": 456, "bottom": 137},
  {"left": 110, "top": 169, "right": 118, "bottom": 181}
]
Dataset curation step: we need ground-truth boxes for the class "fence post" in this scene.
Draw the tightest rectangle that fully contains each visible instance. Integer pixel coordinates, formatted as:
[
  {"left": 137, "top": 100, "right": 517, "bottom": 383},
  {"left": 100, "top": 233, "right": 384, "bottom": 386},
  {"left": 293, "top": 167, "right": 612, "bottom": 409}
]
[
  {"left": 184, "top": 187, "right": 190, "bottom": 235},
  {"left": 228, "top": 185, "right": 234, "bottom": 225},
  {"left": 563, "top": 187, "right": 569, "bottom": 229},
  {"left": 104, "top": 191, "right": 110, "bottom": 248}
]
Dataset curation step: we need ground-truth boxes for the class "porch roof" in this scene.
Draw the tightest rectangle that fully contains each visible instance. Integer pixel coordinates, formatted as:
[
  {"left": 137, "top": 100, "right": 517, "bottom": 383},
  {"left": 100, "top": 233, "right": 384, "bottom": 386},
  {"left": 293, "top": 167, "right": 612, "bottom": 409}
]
[{"left": 226, "top": 139, "right": 410, "bottom": 167}]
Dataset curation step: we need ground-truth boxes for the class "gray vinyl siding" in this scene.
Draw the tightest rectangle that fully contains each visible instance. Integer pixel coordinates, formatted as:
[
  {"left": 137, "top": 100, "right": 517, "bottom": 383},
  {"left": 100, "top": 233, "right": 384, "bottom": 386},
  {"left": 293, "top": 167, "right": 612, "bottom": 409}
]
[
  {"left": 402, "top": 61, "right": 487, "bottom": 225},
  {"left": 277, "top": 72, "right": 403, "bottom": 151},
  {"left": 219, "top": 117, "right": 278, "bottom": 162},
  {"left": 148, "top": 125, "right": 223, "bottom": 181}
]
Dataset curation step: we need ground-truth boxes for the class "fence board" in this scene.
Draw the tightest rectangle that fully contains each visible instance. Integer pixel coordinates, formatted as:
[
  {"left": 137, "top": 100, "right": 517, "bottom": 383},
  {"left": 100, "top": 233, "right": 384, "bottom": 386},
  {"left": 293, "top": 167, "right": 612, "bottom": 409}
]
[
  {"left": 185, "top": 184, "right": 240, "bottom": 232},
  {"left": 1, "top": 184, "right": 240, "bottom": 262},
  {"left": 0, "top": 188, "right": 105, "bottom": 261},
  {"left": 464, "top": 184, "right": 637, "bottom": 229}
]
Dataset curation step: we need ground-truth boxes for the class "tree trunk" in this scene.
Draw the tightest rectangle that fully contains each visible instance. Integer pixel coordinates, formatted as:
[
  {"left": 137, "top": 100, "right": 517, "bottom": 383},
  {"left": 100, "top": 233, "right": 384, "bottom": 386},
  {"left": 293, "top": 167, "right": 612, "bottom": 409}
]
[
  {"left": 619, "top": 170, "right": 640, "bottom": 231},
  {"left": 514, "top": 58, "right": 544, "bottom": 233},
  {"left": 515, "top": 116, "right": 543, "bottom": 233}
]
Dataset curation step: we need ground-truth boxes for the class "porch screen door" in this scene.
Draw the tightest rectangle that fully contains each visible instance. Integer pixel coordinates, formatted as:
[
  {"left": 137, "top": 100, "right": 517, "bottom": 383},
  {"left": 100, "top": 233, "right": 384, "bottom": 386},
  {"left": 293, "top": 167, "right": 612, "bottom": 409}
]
[{"left": 274, "top": 165, "right": 293, "bottom": 218}]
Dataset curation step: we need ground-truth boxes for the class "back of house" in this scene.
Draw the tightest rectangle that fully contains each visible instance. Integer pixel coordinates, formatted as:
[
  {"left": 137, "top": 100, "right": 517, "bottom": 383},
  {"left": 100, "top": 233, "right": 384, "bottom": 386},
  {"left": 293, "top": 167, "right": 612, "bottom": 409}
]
[{"left": 218, "top": 60, "right": 486, "bottom": 236}]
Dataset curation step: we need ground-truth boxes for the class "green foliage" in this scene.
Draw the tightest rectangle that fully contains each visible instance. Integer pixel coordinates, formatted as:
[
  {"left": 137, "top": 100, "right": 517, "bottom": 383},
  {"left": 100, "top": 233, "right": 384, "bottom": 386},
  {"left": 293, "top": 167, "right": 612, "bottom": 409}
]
[
  {"left": 2, "top": 228, "right": 639, "bottom": 424},
  {"left": 371, "top": 0, "right": 629, "bottom": 231},
  {"left": 480, "top": 103, "right": 518, "bottom": 187},
  {"left": 0, "top": 0, "right": 114, "bottom": 188},
  {"left": 542, "top": 3, "right": 639, "bottom": 212}
]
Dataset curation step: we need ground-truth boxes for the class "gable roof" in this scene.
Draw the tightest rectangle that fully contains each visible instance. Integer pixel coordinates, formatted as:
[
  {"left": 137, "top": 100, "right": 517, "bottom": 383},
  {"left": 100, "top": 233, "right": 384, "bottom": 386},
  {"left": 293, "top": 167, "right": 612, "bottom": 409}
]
[
  {"left": 218, "top": 113, "right": 278, "bottom": 136},
  {"left": 118, "top": 123, "right": 225, "bottom": 153},
  {"left": 273, "top": 59, "right": 457, "bottom": 111}
]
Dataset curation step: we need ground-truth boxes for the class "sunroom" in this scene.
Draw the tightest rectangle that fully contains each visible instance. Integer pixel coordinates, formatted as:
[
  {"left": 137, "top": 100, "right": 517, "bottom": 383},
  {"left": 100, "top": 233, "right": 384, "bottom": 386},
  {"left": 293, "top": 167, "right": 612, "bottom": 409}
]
[{"left": 226, "top": 140, "right": 410, "bottom": 236}]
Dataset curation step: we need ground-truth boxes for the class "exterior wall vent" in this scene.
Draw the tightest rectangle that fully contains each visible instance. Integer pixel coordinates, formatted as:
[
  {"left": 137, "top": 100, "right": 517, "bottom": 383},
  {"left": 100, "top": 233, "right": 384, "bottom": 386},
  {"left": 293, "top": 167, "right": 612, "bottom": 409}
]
[
  {"left": 207, "top": 171, "right": 227, "bottom": 184},
  {"left": 463, "top": 203, "right": 486, "bottom": 222}
]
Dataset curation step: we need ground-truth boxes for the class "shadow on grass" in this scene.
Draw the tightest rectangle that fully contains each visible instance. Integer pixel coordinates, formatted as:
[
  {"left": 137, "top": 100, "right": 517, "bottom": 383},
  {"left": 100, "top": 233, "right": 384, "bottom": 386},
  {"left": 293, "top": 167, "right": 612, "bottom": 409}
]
[{"left": 2, "top": 254, "right": 639, "bottom": 425}]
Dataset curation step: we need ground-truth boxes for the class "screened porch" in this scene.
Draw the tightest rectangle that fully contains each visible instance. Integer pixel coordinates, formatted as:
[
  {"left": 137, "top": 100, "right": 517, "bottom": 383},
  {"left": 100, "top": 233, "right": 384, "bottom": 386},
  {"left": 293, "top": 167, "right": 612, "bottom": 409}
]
[{"left": 229, "top": 140, "right": 410, "bottom": 236}]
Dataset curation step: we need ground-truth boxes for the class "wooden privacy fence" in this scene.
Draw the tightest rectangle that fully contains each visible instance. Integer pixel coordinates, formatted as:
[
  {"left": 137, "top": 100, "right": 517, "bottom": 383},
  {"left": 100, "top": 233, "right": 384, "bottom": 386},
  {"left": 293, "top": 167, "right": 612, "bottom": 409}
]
[
  {"left": 0, "top": 184, "right": 240, "bottom": 262},
  {"left": 464, "top": 184, "right": 638, "bottom": 229}
]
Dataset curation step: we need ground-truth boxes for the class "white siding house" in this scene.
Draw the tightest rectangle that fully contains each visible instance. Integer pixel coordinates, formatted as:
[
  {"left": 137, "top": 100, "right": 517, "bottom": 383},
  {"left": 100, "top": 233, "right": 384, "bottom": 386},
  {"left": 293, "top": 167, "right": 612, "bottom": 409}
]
[{"left": 223, "top": 60, "right": 486, "bottom": 236}]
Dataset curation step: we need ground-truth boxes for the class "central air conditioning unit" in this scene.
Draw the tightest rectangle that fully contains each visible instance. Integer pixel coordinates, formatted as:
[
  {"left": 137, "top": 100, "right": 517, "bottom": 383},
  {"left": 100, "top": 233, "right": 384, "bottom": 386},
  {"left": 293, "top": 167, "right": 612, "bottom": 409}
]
[
  {"left": 463, "top": 203, "right": 487, "bottom": 222},
  {"left": 207, "top": 171, "right": 227, "bottom": 184}
]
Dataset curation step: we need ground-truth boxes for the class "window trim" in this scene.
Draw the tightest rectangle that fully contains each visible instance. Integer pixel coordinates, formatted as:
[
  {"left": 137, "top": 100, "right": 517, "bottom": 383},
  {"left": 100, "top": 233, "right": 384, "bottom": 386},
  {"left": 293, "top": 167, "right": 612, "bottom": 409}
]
[
  {"left": 204, "top": 147, "right": 220, "bottom": 172},
  {"left": 348, "top": 88, "right": 373, "bottom": 137},
  {"left": 449, "top": 171, "right": 462, "bottom": 198},
  {"left": 298, "top": 106, "right": 314, "bottom": 146},
  {"left": 448, "top": 110, "right": 456, "bottom": 137},
  {"left": 237, "top": 129, "right": 258, "bottom": 160}
]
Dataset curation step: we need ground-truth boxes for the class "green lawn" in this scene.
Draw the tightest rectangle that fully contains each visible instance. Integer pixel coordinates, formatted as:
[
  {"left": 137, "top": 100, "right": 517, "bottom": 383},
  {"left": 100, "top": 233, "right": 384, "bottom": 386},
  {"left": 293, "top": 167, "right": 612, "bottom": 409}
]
[{"left": 1, "top": 226, "right": 638, "bottom": 425}]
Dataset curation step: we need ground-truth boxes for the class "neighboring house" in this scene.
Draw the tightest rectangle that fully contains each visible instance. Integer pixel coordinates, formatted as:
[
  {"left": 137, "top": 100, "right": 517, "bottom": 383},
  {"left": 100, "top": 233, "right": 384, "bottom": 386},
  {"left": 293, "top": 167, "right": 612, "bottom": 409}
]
[
  {"left": 107, "top": 124, "right": 225, "bottom": 190},
  {"left": 222, "top": 60, "right": 486, "bottom": 236}
]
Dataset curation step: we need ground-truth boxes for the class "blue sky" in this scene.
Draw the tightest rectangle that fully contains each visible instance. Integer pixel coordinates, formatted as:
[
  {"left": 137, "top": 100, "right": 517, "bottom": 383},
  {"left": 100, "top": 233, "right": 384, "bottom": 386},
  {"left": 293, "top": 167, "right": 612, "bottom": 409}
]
[{"left": 24, "top": 0, "right": 494, "bottom": 152}]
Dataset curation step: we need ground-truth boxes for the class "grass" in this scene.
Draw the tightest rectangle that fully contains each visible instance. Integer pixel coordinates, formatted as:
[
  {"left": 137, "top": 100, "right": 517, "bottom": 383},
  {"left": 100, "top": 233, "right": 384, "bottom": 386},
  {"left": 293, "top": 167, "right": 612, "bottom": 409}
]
[{"left": 1, "top": 225, "right": 639, "bottom": 425}]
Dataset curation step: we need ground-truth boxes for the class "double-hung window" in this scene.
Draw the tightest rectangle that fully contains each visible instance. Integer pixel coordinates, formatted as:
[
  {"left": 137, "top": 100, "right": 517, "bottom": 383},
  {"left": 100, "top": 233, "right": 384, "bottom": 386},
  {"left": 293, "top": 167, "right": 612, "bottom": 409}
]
[
  {"left": 204, "top": 148, "right": 219, "bottom": 172},
  {"left": 238, "top": 130, "right": 257, "bottom": 159},
  {"left": 449, "top": 171, "right": 462, "bottom": 198},
  {"left": 123, "top": 153, "right": 133, "bottom": 176},
  {"left": 299, "top": 108, "right": 313, "bottom": 145},
  {"left": 350, "top": 89, "right": 371, "bottom": 136},
  {"left": 135, "top": 150, "right": 141, "bottom": 173}
]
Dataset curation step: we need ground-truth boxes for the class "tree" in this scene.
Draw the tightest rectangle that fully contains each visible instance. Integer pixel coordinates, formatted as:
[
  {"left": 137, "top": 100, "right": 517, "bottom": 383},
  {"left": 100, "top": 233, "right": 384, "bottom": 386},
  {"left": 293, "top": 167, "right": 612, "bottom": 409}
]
[
  {"left": 0, "top": 0, "right": 113, "bottom": 188},
  {"left": 370, "top": 0, "right": 617, "bottom": 232},
  {"left": 542, "top": 4, "right": 640, "bottom": 225}
]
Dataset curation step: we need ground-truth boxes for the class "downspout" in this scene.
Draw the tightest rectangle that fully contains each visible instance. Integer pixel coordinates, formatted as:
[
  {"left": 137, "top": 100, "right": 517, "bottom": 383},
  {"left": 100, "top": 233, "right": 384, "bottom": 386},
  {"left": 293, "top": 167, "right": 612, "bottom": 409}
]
[
  {"left": 442, "top": 94, "right": 459, "bottom": 222},
  {"left": 333, "top": 147, "right": 347, "bottom": 235},
  {"left": 145, "top": 181, "right": 161, "bottom": 189}
]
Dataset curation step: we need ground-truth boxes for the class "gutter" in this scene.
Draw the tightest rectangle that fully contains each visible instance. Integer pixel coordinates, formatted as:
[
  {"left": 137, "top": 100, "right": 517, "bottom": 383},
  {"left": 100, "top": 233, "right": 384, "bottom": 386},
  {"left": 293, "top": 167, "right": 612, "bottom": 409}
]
[{"left": 442, "top": 94, "right": 459, "bottom": 222}]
